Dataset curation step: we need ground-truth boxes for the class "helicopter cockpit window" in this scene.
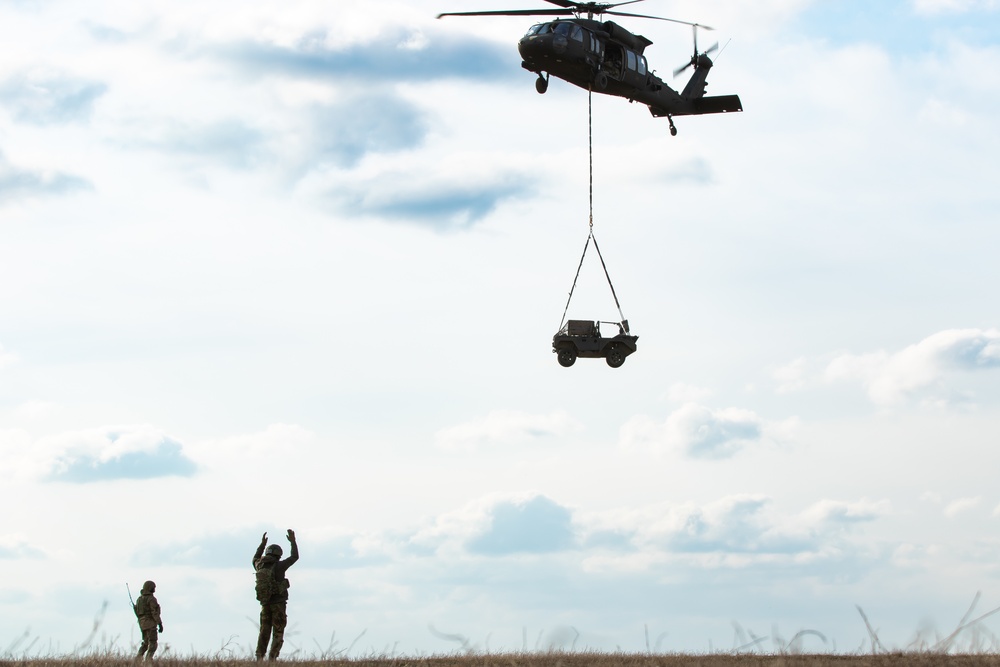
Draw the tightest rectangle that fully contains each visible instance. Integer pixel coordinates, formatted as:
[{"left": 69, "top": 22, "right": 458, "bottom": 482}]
[
  {"left": 626, "top": 50, "right": 637, "bottom": 71},
  {"left": 638, "top": 55, "right": 647, "bottom": 75},
  {"left": 570, "top": 25, "right": 584, "bottom": 41},
  {"left": 526, "top": 23, "right": 550, "bottom": 36},
  {"left": 553, "top": 22, "right": 573, "bottom": 36}
]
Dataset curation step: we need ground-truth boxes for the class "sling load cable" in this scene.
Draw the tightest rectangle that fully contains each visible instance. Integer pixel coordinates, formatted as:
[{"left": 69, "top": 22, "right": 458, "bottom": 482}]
[{"left": 557, "top": 88, "right": 629, "bottom": 332}]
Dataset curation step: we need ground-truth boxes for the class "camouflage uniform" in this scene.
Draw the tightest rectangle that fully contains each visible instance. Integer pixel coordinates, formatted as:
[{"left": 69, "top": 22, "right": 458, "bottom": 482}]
[
  {"left": 253, "top": 531, "right": 299, "bottom": 661},
  {"left": 134, "top": 580, "right": 163, "bottom": 660}
]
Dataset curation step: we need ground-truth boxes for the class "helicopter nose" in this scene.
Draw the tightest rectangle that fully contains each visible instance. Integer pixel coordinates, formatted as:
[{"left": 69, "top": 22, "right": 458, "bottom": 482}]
[
  {"left": 518, "top": 36, "right": 543, "bottom": 61},
  {"left": 518, "top": 35, "right": 564, "bottom": 61}
]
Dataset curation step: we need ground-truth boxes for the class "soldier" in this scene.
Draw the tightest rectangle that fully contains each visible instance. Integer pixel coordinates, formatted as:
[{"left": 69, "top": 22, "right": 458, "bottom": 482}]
[
  {"left": 133, "top": 580, "right": 163, "bottom": 660},
  {"left": 253, "top": 529, "right": 299, "bottom": 661}
]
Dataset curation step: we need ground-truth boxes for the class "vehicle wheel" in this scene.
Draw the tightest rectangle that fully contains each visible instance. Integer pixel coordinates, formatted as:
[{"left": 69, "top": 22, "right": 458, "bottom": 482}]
[
  {"left": 594, "top": 71, "right": 608, "bottom": 90},
  {"left": 557, "top": 347, "right": 577, "bottom": 367},
  {"left": 535, "top": 76, "right": 548, "bottom": 94},
  {"left": 605, "top": 344, "right": 625, "bottom": 368}
]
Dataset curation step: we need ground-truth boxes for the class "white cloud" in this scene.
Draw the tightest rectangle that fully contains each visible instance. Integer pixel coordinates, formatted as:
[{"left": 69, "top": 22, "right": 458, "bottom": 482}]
[
  {"left": 619, "top": 403, "right": 795, "bottom": 459},
  {"left": 0, "top": 428, "right": 32, "bottom": 477},
  {"left": 918, "top": 98, "right": 971, "bottom": 127},
  {"left": 664, "top": 382, "right": 713, "bottom": 403},
  {"left": 396, "top": 492, "right": 890, "bottom": 568},
  {"left": 640, "top": 495, "right": 779, "bottom": 552},
  {"left": 944, "top": 497, "right": 981, "bottom": 517},
  {"left": 0, "top": 150, "right": 91, "bottom": 204},
  {"left": 798, "top": 498, "right": 891, "bottom": 526},
  {"left": 579, "top": 494, "right": 889, "bottom": 574},
  {"left": 408, "top": 492, "right": 540, "bottom": 554},
  {"left": 0, "top": 342, "right": 18, "bottom": 369},
  {"left": 39, "top": 425, "right": 196, "bottom": 482},
  {"left": 434, "top": 410, "right": 581, "bottom": 451},
  {"left": 465, "top": 494, "right": 575, "bottom": 555},
  {"left": 773, "top": 357, "right": 809, "bottom": 394},
  {"left": 0, "top": 534, "right": 44, "bottom": 560},
  {"left": 10, "top": 401, "right": 57, "bottom": 420},
  {"left": 1, "top": 425, "right": 195, "bottom": 481},
  {"left": 187, "top": 423, "right": 316, "bottom": 468},
  {"left": 922, "top": 491, "right": 944, "bottom": 504},
  {"left": 406, "top": 493, "right": 579, "bottom": 558},
  {"left": 890, "top": 542, "right": 937, "bottom": 568},
  {"left": 824, "top": 329, "right": 1000, "bottom": 406},
  {"left": 0, "top": 67, "right": 107, "bottom": 125}
]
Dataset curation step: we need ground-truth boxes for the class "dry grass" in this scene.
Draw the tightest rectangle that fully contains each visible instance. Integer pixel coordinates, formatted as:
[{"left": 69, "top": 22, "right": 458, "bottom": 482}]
[
  {"left": 5, "top": 595, "right": 1000, "bottom": 666},
  {"left": 4, "top": 654, "right": 1000, "bottom": 667}
]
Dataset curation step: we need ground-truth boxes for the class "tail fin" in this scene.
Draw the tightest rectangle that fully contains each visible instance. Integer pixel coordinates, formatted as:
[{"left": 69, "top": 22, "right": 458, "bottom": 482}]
[{"left": 680, "top": 53, "right": 715, "bottom": 99}]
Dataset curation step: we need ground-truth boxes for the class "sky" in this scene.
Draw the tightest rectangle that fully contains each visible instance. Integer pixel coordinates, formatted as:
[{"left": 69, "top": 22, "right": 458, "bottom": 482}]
[{"left": 1, "top": 0, "right": 1000, "bottom": 658}]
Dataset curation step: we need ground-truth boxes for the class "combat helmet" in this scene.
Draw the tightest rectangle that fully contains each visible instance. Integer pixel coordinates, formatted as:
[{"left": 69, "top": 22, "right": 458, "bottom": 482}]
[
  {"left": 265, "top": 544, "right": 282, "bottom": 557},
  {"left": 142, "top": 580, "right": 156, "bottom": 593}
]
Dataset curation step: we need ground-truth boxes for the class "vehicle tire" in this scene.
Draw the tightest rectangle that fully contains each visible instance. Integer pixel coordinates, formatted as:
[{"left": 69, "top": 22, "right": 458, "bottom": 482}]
[
  {"left": 594, "top": 71, "right": 608, "bottom": 91},
  {"left": 557, "top": 347, "right": 577, "bottom": 367},
  {"left": 605, "top": 344, "right": 625, "bottom": 368},
  {"left": 535, "top": 76, "right": 548, "bottom": 94}
]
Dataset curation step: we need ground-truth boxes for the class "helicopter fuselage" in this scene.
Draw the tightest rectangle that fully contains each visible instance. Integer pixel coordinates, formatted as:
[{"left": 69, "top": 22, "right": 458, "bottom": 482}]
[{"left": 518, "top": 18, "right": 741, "bottom": 124}]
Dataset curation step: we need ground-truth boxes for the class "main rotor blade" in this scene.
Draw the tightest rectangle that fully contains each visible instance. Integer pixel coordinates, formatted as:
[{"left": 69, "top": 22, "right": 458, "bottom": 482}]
[
  {"left": 438, "top": 8, "right": 574, "bottom": 17},
  {"left": 605, "top": 11, "right": 713, "bottom": 29},
  {"left": 543, "top": 0, "right": 647, "bottom": 8}
]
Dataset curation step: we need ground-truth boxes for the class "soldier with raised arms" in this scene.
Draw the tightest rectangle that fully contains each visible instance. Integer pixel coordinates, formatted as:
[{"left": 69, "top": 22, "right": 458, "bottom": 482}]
[{"left": 252, "top": 529, "right": 299, "bottom": 661}]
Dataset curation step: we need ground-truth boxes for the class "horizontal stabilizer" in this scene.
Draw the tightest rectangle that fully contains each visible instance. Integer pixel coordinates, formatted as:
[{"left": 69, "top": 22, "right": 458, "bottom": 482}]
[
  {"left": 693, "top": 94, "right": 743, "bottom": 115},
  {"left": 648, "top": 94, "right": 743, "bottom": 119}
]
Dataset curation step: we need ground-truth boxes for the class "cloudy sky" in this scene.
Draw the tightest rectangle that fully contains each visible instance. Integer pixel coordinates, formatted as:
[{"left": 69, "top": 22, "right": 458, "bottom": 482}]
[{"left": 2, "top": 0, "right": 1000, "bottom": 657}]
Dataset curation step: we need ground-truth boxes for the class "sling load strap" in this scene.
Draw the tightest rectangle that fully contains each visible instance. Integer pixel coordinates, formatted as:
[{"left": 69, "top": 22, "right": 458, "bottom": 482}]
[
  {"left": 591, "top": 231, "right": 627, "bottom": 324},
  {"left": 557, "top": 88, "right": 627, "bottom": 331},
  {"left": 558, "top": 229, "right": 627, "bottom": 331},
  {"left": 558, "top": 231, "right": 592, "bottom": 331}
]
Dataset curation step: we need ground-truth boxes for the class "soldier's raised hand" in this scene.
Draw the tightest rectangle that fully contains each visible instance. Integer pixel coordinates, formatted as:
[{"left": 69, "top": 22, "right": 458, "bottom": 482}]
[
  {"left": 286, "top": 529, "right": 296, "bottom": 543},
  {"left": 260, "top": 532, "right": 268, "bottom": 546}
]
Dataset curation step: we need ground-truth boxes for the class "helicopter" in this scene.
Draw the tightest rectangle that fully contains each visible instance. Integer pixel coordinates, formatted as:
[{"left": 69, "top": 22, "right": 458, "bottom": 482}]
[{"left": 438, "top": 0, "right": 742, "bottom": 135}]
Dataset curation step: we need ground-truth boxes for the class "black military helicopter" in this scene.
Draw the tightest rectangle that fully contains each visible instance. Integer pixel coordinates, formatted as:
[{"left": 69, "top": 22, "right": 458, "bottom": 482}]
[{"left": 438, "top": 0, "right": 742, "bottom": 135}]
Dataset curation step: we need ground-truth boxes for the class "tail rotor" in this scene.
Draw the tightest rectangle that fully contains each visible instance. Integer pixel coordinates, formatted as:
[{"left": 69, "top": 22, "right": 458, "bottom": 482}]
[{"left": 673, "top": 24, "right": 717, "bottom": 77}]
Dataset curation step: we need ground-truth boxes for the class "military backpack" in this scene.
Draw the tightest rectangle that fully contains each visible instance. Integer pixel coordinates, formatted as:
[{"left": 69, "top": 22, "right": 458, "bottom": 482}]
[
  {"left": 255, "top": 562, "right": 276, "bottom": 602},
  {"left": 135, "top": 595, "right": 150, "bottom": 617},
  {"left": 256, "top": 565, "right": 290, "bottom": 601}
]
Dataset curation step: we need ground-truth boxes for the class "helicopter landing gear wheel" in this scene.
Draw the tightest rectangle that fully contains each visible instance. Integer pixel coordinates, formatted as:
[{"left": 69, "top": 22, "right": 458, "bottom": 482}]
[
  {"left": 594, "top": 71, "right": 608, "bottom": 91},
  {"left": 557, "top": 346, "right": 577, "bottom": 367},
  {"left": 535, "top": 74, "right": 549, "bottom": 94},
  {"left": 668, "top": 116, "right": 677, "bottom": 136}
]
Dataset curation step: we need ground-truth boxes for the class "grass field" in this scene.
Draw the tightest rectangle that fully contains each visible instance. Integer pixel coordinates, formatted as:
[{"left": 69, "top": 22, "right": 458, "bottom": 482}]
[
  {"left": 5, "top": 596, "right": 1000, "bottom": 666},
  {"left": 4, "top": 653, "right": 1000, "bottom": 667}
]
